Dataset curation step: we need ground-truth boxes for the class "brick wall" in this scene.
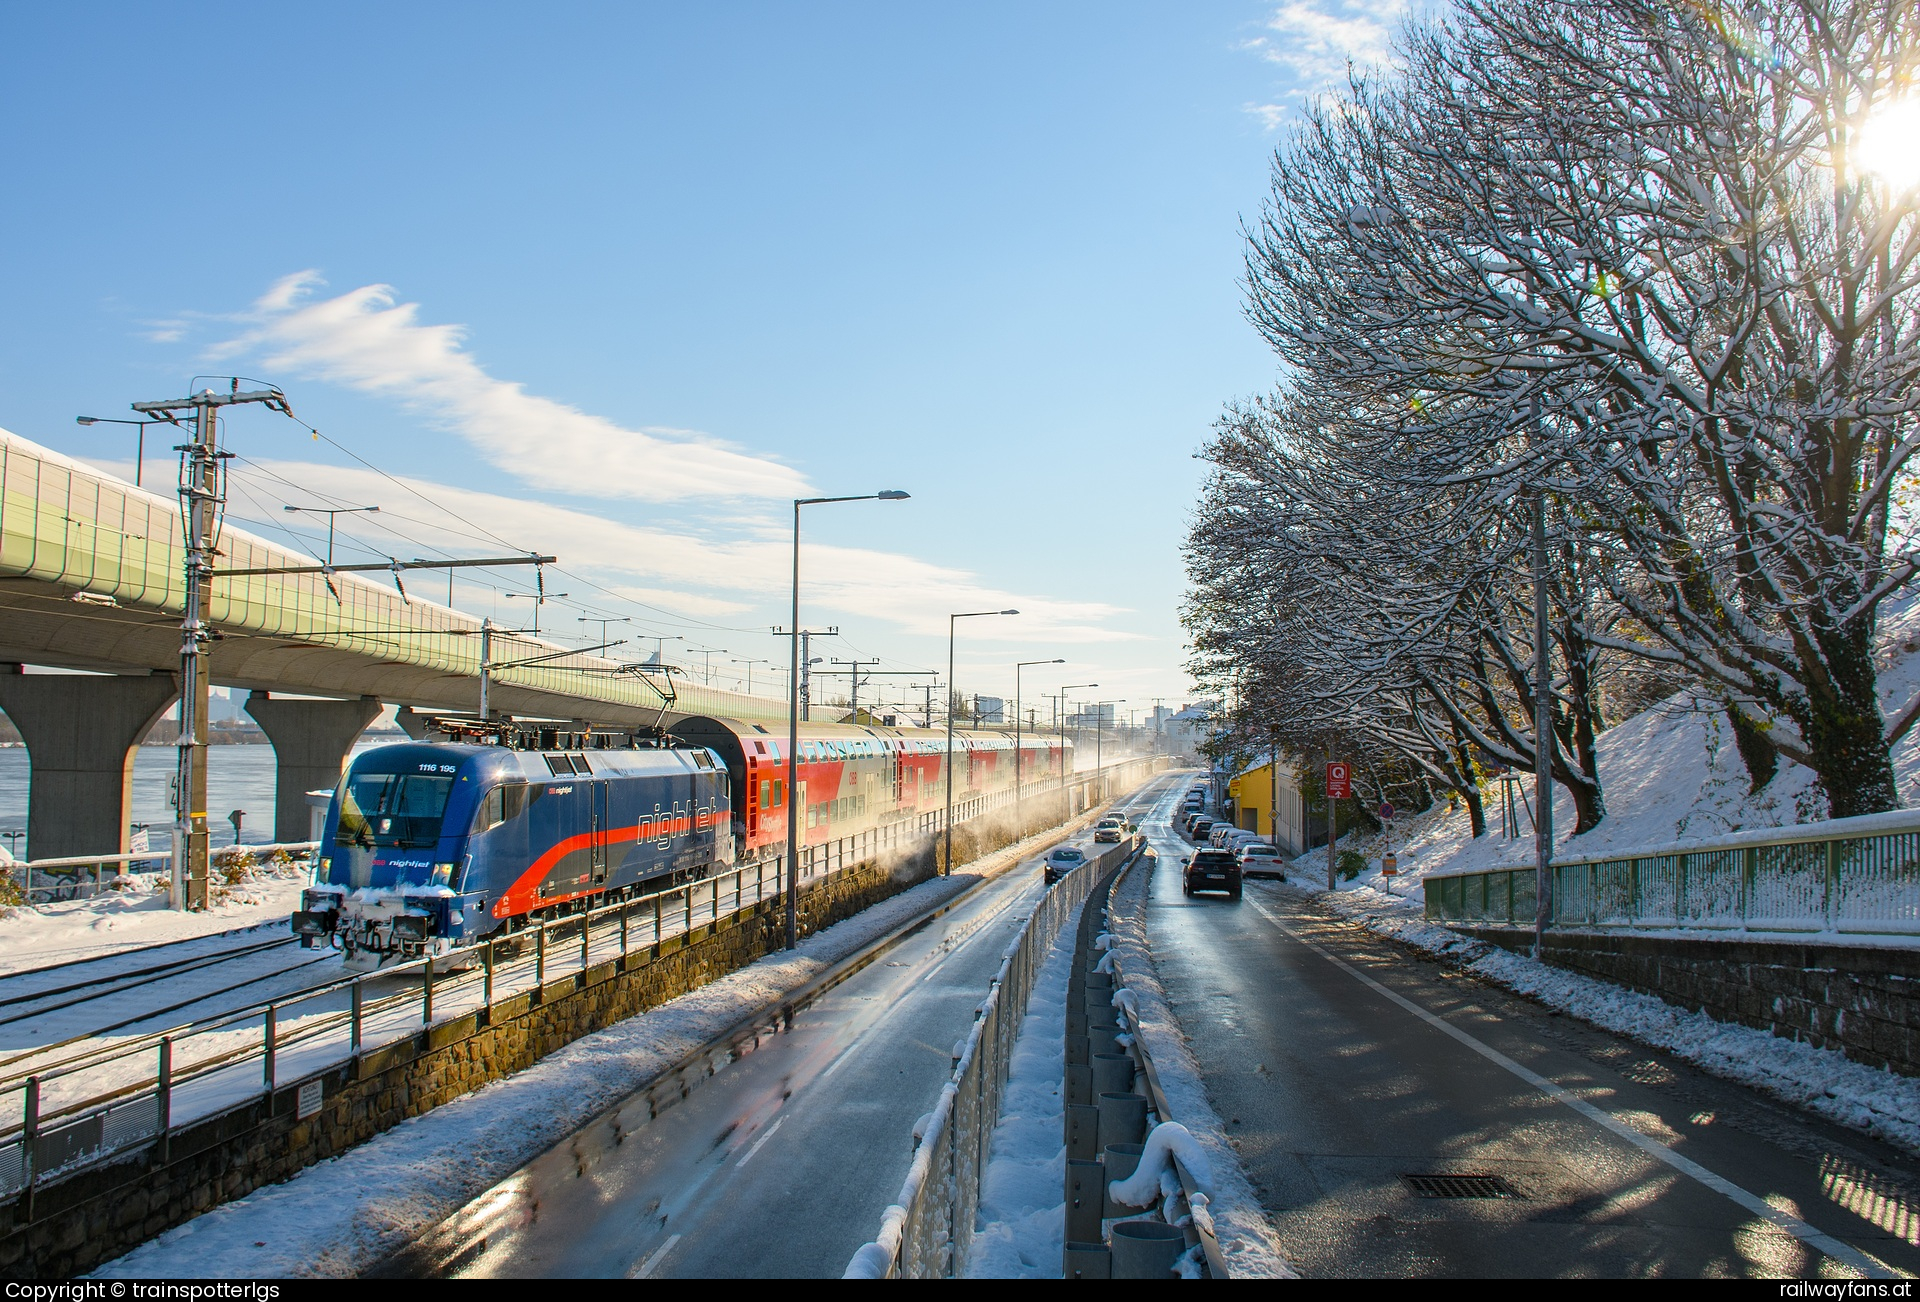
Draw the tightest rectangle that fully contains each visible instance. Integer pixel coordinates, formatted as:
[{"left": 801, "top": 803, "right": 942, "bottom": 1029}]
[{"left": 1453, "top": 925, "right": 1920, "bottom": 1078}]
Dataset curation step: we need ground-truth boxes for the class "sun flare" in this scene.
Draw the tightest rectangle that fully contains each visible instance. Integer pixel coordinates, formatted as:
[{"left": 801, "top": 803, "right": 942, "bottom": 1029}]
[{"left": 1854, "top": 97, "right": 1920, "bottom": 191}]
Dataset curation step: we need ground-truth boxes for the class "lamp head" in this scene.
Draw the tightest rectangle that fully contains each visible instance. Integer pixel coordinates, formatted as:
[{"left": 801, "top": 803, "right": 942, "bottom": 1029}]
[
  {"left": 1000, "top": 609, "right": 1019, "bottom": 615},
  {"left": 75, "top": 416, "right": 97, "bottom": 426},
  {"left": 877, "top": 489, "right": 910, "bottom": 501}
]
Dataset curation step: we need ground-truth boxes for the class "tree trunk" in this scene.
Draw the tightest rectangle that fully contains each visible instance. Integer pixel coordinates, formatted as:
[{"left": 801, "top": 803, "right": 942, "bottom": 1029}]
[
  {"left": 1803, "top": 615, "right": 1899, "bottom": 818},
  {"left": 1725, "top": 704, "right": 1779, "bottom": 795},
  {"left": 1449, "top": 721, "right": 1488, "bottom": 838},
  {"left": 1459, "top": 767, "right": 1487, "bottom": 838}
]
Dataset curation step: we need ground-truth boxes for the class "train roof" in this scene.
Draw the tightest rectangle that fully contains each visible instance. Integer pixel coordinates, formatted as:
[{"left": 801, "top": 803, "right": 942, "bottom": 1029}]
[
  {"left": 671, "top": 716, "right": 1070, "bottom": 757},
  {"left": 345, "top": 739, "right": 724, "bottom": 782}
]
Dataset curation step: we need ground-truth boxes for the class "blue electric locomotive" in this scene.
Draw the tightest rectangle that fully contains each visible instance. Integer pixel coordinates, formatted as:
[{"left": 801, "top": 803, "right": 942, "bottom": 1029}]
[{"left": 293, "top": 740, "right": 732, "bottom": 967}]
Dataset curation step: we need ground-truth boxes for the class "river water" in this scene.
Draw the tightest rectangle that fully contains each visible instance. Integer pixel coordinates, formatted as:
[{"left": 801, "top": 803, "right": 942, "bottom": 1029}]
[{"left": 0, "top": 740, "right": 398, "bottom": 855}]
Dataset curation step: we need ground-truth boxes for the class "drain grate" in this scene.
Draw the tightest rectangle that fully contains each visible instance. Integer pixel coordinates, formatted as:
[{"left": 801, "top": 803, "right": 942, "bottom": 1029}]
[{"left": 1402, "top": 1172, "right": 1518, "bottom": 1199}]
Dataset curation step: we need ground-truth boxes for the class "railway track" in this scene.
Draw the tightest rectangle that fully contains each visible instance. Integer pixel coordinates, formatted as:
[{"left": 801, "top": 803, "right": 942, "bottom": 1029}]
[{"left": 0, "top": 765, "right": 1172, "bottom": 1138}]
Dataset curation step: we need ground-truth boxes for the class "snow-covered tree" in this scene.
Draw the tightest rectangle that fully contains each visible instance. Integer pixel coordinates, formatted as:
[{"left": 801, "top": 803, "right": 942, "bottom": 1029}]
[{"left": 1227, "top": 0, "right": 1920, "bottom": 817}]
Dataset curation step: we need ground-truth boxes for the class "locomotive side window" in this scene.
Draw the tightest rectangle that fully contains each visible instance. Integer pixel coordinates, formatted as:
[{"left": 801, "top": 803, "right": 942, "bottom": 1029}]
[{"left": 471, "top": 782, "right": 529, "bottom": 834}]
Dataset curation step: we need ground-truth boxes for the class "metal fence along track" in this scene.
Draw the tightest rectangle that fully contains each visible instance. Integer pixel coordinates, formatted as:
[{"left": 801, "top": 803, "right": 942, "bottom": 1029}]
[{"left": 0, "top": 760, "right": 1156, "bottom": 1203}]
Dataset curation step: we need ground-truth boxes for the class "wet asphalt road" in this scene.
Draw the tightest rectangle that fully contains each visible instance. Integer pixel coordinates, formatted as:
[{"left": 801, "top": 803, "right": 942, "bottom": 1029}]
[
  {"left": 384, "top": 774, "right": 1179, "bottom": 1279},
  {"left": 1143, "top": 794, "right": 1920, "bottom": 1279}
]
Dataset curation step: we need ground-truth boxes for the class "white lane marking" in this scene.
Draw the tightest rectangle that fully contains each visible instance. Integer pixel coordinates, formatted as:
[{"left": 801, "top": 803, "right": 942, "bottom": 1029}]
[
  {"left": 628, "top": 1232, "right": 681, "bottom": 1279},
  {"left": 1237, "top": 893, "right": 1896, "bottom": 1280},
  {"left": 734, "top": 1115, "right": 785, "bottom": 1170}
]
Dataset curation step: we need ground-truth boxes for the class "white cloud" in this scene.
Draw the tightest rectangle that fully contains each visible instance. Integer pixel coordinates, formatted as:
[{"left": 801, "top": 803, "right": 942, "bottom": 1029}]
[
  {"left": 1241, "top": 1, "right": 1406, "bottom": 125},
  {"left": 1244, "top": 102, "right": 1290, "bottom": 131},
  {"left": 217, "top": 459, "right": 1139, "bottom": 644},
  {"left": 210, "top": 272, "right": 812, "bottom": 503}
]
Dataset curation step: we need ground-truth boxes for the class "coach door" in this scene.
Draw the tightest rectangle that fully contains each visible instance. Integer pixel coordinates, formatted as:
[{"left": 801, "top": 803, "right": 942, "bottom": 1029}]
[{"left": 590, "top": 781, "right": 608, "bottom": 885}]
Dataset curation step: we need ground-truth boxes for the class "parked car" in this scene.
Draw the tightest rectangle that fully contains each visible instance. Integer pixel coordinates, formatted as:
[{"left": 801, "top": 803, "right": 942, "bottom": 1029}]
[
  {"left": 1187, "top": 817, "right": 1215, "bottom": 841},
  {"left": 1043, "top": 844, "right": 1087, "bottom": 885},
  {"left": 1209, "top": 826, "right": 1238, "bottom": 848},
  {"left": 1093, "top": 816, "right": 1125, "bottom": 844},
  {"left": 1220, "top": 831, "right": 1261, "bottom": 856},
  {"left": 1237, "top": 843, "right": 1286, "bottom": 880},
  {"left": 1183, "top": 848, "right": 1243, "bottom": 899}
]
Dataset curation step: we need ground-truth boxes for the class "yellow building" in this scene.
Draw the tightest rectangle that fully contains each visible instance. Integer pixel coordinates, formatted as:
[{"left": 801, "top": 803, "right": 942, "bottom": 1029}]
[{"left": 1226, "top": 758, "right": 1314, "bottom": 856}]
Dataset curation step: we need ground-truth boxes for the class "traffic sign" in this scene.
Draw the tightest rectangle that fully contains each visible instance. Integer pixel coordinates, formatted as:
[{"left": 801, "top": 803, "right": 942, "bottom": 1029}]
[
  {"left": 1326, "top": 762, "right": 1352, "bottom": 800},
  {"left": 1379, "top": 801, "right": 1394, "bottom": 822}
]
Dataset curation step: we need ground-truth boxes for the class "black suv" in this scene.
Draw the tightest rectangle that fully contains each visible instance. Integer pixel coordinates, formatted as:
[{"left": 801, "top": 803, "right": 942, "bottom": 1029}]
[{"left": 1183, "top": 848, "right": 1242, "bottom": 899}]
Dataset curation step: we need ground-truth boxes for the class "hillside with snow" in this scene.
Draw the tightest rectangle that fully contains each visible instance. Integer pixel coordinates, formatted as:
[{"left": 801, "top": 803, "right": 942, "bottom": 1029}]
[{"left": 1311, "top": 592, "right": 1920, "bottom": 901}]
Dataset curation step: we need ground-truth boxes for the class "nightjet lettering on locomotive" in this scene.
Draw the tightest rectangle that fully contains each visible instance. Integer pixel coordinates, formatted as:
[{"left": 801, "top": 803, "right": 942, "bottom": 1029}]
[{"left": 292, "top": 715, "right": 1073, "bottom": 969}]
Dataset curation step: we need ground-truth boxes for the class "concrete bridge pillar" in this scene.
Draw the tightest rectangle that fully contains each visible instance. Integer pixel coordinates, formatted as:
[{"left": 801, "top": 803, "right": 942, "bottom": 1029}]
[
  {"left": 245, "top": 692, "right": 382, "bottom": 842},
  {"left": 0, "top": 667, "right": 179, "bottom": 861}
]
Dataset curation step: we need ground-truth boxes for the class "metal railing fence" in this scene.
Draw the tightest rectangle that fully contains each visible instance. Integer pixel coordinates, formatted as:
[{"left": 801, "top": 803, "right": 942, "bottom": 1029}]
[
  {"left": 846, "top": 839, "right": 1139, "bottom": 1279},
  {"left": 1423, "top": 807, "right": 1920, "bottom": 937},
  {"left": 8, "top": 840, "right": 318, "bottom": 904},
  {"left": 0, "top": 758, "right": 1158, "bottom": 1203}
]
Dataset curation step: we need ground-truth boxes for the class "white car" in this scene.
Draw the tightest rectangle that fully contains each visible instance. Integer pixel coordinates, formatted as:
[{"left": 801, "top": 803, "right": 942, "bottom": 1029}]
[
  {"left": 1237, "top": 843, "right": 1286, "bottom": 879},
  {"left": 1043, "top": 844, "right": 1088, "bottom": 884}
]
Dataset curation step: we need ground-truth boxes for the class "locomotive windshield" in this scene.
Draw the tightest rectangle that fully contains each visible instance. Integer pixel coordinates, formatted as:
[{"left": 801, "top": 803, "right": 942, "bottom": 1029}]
[{"left": 335, "top": 771, "right": 457, "bottom": 849}]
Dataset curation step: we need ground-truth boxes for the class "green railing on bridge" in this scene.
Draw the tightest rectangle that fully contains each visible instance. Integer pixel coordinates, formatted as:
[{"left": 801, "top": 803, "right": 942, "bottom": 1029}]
[
  {"left": 1423, "top": 808, "right": 1920, "bottom": 938},
  {"left": 0, "top": 427, "right": 787, "bottom": 722}
]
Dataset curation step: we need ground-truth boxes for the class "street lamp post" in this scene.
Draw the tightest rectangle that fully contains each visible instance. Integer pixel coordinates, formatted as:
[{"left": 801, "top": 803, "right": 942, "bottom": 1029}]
[
  {"left": 690, "top": 647, "right": 729, "bottom": 684},
  {"left": 943, "top": 610, "right": 1018, "bottom": 874},
  {"left": 786, "top": 491, "right": 909, "bottom": 948},
  {"left": 281, "top": 503, "right": 380, "bottom": 567},
  {"left": 1055, "top": 684, "right": 1096, "bottom": 813},
  {"left": 647, "top": 634, "right": 684, "bottom": 668},
  {"left": 1094, "top": 700, "right": 1126, "bottom": 792},
  {"left": 730, "top": 657, "right": 770, "bottom": 694},
  {"left": 578, "top": 615, "right": 632, "bottom": 649},
  {"left": 76, "top": 415, "right": 172, "bottom": 487},
  {"left": 1014, "top": 658, "right": 1064, "bottom": 821}
]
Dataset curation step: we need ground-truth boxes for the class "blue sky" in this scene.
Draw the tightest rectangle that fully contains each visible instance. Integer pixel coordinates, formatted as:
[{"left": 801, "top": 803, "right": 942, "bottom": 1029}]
[{"left": 0, "top": 2, "right": 1400, "bottom": 725}]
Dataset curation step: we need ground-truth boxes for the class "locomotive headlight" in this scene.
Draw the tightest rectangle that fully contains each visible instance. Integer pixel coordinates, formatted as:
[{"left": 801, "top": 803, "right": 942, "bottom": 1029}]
[
  {"left": 319, "top": 857, "right": 332, "bottom": 873},
  {"left": 432, "top": 863, "right": 454, "bottom": 887}
]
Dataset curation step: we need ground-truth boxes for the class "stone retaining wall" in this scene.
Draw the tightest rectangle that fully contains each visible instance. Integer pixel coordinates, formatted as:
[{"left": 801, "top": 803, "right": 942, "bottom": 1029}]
[
  {"left": 0, "top": 784, "right": 1130, "bottom": 1278},
  {"left": 1452, "top": 925, "right": 1920, "bottom": 1078}
]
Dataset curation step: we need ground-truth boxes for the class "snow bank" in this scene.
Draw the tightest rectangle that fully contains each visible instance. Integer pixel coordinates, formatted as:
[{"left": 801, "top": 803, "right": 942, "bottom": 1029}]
[
  {"left": 1105, "top": 860, "right": 1296, "bottom": 1279},
  {"left": 0, "top": 873, "right": 309, "bottom": 977},
  {"left": 963, "top": 905, "right": 1082, "bottom": 1279},
  {"left": 96, "top": 867, "right": 997, "bottom": 1279},
  {"left": 1107, "top": 1121, "right": 1211, "bottom": 1213},
  {"left": 1315, "top": 888, "right": 1920, "bottom": 1153}
]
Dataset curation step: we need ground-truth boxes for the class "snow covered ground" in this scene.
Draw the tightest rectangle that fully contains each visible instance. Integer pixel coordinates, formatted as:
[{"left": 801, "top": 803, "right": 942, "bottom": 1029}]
[
  {"left": 964, "top": 900, "right": 1078, "bottom": 1279},
  {"left": 0, "top": 866, "right": 308, "bottom": 977},
  {"left": 1328, "top": 591, "right": 1920, "bottom": 897},
  {"left": 93, "top": 813, "right": 1109, "bottom": 1279}
]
